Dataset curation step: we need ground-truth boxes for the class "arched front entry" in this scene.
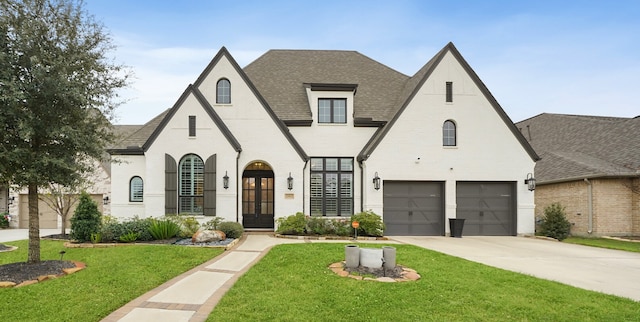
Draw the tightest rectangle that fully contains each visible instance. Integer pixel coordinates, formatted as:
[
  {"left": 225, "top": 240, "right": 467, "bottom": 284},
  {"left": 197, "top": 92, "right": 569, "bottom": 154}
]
[{"left": 242, "top": 161, "right": 274, "bottom": 229}]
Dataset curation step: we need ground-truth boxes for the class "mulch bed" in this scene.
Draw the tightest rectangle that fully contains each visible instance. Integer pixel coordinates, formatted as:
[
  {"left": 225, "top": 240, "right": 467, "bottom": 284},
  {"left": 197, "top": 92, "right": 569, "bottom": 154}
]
[{"left": 0, "top": 260, "right": 76, "bottom": 284}]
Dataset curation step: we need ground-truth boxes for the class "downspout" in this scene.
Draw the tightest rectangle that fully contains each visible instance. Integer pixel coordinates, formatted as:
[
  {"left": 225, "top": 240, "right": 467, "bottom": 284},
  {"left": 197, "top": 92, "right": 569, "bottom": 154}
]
[
  {"left": 359, "top": 161, "right": 364, "bottom": 213},
  {"left": 302, "top": 160, "right": 308, "bottom": 213},
  {"left": 584, "top": 178, "right": 593, "bottom": 234},
  {"left": 236, "top": 151, "right": 241, "bottom": 223}
]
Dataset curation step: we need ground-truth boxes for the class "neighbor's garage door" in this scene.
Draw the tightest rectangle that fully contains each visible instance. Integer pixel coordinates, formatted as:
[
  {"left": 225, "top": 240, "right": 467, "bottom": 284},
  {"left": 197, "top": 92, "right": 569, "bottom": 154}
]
[
  {"left": 383, "top": 181, "right": 444, "bottom": 236},
  {"left": 19, "top": 194, "right": 104, "bottom": 229},
  {"left": 456, "top": 182, "right": 516, "bottom": 236}
]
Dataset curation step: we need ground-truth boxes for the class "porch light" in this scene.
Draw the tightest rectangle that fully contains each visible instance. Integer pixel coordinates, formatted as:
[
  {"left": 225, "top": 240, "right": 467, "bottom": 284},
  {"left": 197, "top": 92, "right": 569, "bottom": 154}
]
[
  {"left": 373, "top": 172, "right": 381, "bottom": 190},
  {"left": 223, "top": 171, "right": 230, "bottom": 189},
  {"left": 287, "top": 172, "right": 294, "bottom": 190},
  {"left": 8, "top": 196, "right": 14, "bottom": 205},
  {"left": 103, "top": 196, "right": 110, "bottom": 205},
  {"left": 525, "top": 173, "right": 536, "bottom": 191}
]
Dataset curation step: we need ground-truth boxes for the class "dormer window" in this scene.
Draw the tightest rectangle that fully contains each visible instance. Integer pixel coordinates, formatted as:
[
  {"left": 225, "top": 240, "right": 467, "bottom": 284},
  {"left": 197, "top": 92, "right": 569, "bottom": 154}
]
[
  {"left": 318, "top": 98, "right": 346, "bottom": 124},
  {"left": 216, "top": 78, "right": 231, "bottom": 104}
]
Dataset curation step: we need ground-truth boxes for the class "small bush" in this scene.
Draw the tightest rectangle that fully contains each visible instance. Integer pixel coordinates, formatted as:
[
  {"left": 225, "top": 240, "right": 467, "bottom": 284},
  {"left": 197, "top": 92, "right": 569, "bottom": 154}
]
[
  {"left": 99, "top": 216, "right": 153, "bottom": 242},
  {"left": 0, "top": 213, "right": 9, "bottom": 229},
  {"left": 218, "top": 221, "right": 244, "bottom": 239},
  {"left": 543, "top": 204, "right": 572, "bottom": 238},
  {"left": 149, "top": 219, "right": 181, "bottom": 240},
  {"left": 168, "top": 214, "right": 201, "bottom": 237},
  {"left": 306, "top": 216, "right": 331, "bottom": 235},
  {"left": 90, "top": 232, "right": 102, "bottom": 244},
  {"left": 539, "top": 203, "right": 571, "bottom": 241},
  {"left": 276, "top": 212, "right": 306, "bottom": 235},
  {"left": 203, "top": 217, "right": 224, "bottom": 230},
  {"left": 119, "top": 231, "right": 138, "bottom": 243},
  {"left": 70, "top": 192, "right": 102, "bottom": 242},
  {"left": 351, "top": 210, "right": 385, "bottom": 237},
  {"left": 331, "top": 219, "right": 353, "bottom": 236}
]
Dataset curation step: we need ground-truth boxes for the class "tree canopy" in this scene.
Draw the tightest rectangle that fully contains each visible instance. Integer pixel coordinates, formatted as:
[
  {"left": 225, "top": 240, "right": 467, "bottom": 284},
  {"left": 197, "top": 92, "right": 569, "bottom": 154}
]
[{"left": 0, "top": 0, "right": 129, "bottom": 262}]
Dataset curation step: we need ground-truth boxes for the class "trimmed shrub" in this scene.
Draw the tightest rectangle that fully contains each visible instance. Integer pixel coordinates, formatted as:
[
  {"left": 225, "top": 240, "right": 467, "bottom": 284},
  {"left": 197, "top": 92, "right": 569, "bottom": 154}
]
[
  {"left": 539, "top": 203, "right": 572, "bottom": 241},
  {"left": 351, "top": 210, "right": 385, "bottom": 237},
  {"left": 306, "top": 216, "right": 331, "bottom": 235},
  {"left": 218, "top": 221, "right": 244, "bottom": 239},
  {"left": 332, "top": 219, "right": 353, "bottom": 236},
  {"left": 149, "top": 219, "right": 181, "bottom": 240},
  {"left": 276, "top": 212, "right": 306, "bottom": 235},
  {"left": 70, "top": 192, "right": 102, "bottom": 242},
  {"left": 99, "top": 216, "right": 154, "bottom": 242}
]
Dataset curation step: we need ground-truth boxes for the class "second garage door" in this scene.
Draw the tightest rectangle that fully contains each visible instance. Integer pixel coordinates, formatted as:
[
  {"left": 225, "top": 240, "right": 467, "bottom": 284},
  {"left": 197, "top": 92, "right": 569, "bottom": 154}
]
[
  {"left": 456, "top": 182, "right": 516, "bottom": 236},
  {"left": 383, "top": 181, "right": 444, "bottom": 236}
]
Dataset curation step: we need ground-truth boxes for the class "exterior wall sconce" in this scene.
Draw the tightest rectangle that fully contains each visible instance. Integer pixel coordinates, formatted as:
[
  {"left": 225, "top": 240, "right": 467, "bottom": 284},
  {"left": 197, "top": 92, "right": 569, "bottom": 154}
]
[
  {"left": 223, "top": 171, "right": 230, "bottom": 189},
  {"left": 373, "top": 172, "right": 381, "bottom": 190},
  {"left": 103, "top": 196, "right": 110, "bottom": 205},
  {"left": 287, "top": 172, "right": 294, "bottom": 190},
  {"left": 525, "top": 173, "right": 536, "bottom": 191},
  {"left": 8, "top": 196, "right": 15, "bottom": 205}
]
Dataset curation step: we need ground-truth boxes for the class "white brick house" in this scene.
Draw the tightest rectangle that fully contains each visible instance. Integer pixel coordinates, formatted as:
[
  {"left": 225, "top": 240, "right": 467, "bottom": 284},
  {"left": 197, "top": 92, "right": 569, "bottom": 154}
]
[{"left": 108, "top": 42, "right": 539, "bottom": 236}]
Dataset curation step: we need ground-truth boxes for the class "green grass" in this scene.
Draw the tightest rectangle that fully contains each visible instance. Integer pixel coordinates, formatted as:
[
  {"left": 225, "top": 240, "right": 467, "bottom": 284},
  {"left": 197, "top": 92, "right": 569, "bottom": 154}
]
[
  {"left": 208, "top": 243, "right": 640, "bottom": 322},
  {"left": 0, "top": 240, "right": 223, "bottom": 321},
  {"left": 564, "top": 237, "right": 640, "bottom": 253}
]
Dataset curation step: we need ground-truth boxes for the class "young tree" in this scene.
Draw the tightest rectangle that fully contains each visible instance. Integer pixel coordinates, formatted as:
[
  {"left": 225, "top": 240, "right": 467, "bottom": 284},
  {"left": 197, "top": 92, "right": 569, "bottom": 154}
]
[
  {"left": 39, "top": 183, "right": 82, "bottom": 237},
  {"left": 0, "top": 0, "right": 129, "bottom": 263}
]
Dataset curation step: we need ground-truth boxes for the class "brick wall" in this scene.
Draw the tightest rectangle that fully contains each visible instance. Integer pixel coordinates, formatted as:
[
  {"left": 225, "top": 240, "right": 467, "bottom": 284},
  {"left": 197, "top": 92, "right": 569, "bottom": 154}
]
[{"left": 536, "top": 178, "right": 638, "bottom": 237}]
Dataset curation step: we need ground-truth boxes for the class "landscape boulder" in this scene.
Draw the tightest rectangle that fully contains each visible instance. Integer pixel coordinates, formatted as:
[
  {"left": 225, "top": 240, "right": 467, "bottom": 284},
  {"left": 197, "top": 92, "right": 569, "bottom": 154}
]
[{"left": 192, "top": 230, "right": 226, "bottom": 243}]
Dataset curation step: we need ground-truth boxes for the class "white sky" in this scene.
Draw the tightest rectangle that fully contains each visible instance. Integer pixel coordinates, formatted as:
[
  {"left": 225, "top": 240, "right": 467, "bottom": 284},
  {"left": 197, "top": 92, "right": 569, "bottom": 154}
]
[{"left": 84, "top": 0, "right": 640, "bottom": 124}]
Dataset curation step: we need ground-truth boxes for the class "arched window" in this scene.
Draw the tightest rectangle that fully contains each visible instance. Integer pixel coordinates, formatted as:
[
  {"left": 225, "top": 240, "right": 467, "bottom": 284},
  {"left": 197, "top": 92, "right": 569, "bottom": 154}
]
[
  {"left": 216, "top": 78, "right": 231, "bottom": 104},
  {"left": 179, "top": 154, "right": 204, "bottom": 214},
  {"left": 443, "top": 120, "right": 456, "bottom": 146},
  {"left": 129, "top": 176, "right": 143, "bottom": 202}
]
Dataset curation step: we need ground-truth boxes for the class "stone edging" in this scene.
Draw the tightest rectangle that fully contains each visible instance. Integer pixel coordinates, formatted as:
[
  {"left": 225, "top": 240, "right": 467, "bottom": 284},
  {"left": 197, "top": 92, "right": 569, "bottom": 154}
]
[
  {"left": 328, "top": 261, "right": 420, "bottom": 282},
  {"left": 0, "top": 245, "right": 18, "bottom": 253},
  {"left": 275, "top": 234, "right": 388, "bottom": 241},
  {"left": 0, "top": 261, "right": 86, "bottom": 288},
  {"left": 63, "top": 237, "right": 240, "bottom": 250}
]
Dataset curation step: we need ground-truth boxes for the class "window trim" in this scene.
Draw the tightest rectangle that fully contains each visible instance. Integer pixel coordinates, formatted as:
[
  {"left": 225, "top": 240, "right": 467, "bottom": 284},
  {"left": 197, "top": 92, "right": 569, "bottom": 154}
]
[
  {"left": 446, "top": 81, "right": 453, "bottom": 103},
  {"left": 216, "top": 78, "right": 231, "bottom": 104},
  {"left": 310, "top": 157, "right": 353, "bottom": 216},
  {"left": 443, "top": 120, "right": 457, "bottom": 146},
  {"left": 318, "top": 98, "right": 347, "bottom": 124},
  {"left": 129, "top": 176, "right": 144, "bottom": 202}
]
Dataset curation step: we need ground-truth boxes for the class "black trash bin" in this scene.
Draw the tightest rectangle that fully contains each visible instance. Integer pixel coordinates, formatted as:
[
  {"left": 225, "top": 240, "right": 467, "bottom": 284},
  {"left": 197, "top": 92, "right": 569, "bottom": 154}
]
[{"left": 449, "top": 218, "right": 465, "bottom": 238}]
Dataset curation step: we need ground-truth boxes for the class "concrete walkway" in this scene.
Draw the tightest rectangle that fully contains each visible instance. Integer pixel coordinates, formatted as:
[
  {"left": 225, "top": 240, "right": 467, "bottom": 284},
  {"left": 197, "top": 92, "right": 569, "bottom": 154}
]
[{"left": 390, "top": 236, "right": 640, "bottom": 302}]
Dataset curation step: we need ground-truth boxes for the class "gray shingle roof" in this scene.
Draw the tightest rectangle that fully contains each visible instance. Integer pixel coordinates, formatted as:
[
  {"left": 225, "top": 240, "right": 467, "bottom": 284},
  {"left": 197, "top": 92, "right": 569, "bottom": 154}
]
[
  {"left": 516, "top": 113, "right": 640, "bottom": 183},
  {"left": 243, "top": 50, "right": 409, "bottom": 122}
]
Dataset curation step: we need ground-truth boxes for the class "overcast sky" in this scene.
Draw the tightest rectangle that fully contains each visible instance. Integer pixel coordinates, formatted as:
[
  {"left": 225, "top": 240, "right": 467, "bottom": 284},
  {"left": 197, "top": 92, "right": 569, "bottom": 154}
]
[{"left": 84, "top": 0, "right": 640, "bottom": 125}]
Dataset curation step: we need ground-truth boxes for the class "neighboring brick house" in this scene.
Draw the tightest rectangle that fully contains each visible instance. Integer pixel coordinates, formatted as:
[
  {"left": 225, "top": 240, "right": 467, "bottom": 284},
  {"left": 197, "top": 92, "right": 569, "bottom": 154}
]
[
  {"left": 516, "top": 114, "right": 640, "bottom": 237},
  {"left": 108, "top": 42, "right": 539, "bottom": 236}
]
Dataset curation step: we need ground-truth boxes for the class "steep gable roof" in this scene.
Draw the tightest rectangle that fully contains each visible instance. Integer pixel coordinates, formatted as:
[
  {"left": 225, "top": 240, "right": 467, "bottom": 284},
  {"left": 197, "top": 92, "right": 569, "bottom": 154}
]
[
  {"left": 243, "top": 50, "right": 409, "bottom": 123},
  {"left": 358, "top": 42, "right": 539, "bottom": 162},
  {"left": 516, "top": 113, "right": 640, "bottom": 183}
]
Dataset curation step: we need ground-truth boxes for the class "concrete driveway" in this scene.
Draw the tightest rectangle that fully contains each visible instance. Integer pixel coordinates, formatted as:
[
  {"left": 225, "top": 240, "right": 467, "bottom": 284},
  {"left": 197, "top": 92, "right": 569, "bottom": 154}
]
[
  {"left": 390, "top": 236, "right": 640, "bottom": 302},
  {"left": 0, "top": 229, "right": 64, "bottom": 243}
]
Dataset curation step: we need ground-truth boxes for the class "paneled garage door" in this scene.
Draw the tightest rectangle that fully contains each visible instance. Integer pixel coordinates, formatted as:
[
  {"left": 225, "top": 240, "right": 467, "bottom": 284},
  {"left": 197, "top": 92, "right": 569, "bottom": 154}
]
[
  {"left": 456, "top": 182, "right": 516, "bottom": 236},
  {"left": 383, "top": 181, "right": 444, "bottom": 236}
]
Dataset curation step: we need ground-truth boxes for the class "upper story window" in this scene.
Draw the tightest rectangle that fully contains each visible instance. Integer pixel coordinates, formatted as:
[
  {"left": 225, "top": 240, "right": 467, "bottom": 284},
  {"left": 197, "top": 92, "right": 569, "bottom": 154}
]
[
  {"left": 443, "top": 120, "right": 456, "bottom": 146},
  {"left": 189, "top": 115, "right": 196, "bottom": 137},
  {"left": 318, "top": 98, "right": 346, "bottom": 124},
  {"left": 129, "top": 176, "right": 143, "bottom": 202},
  {"left": 216, "top": 78, "right": 231, "bottom": 104},
  {"left": 446, "top": 81, "right": 453, "bottom": 102}
]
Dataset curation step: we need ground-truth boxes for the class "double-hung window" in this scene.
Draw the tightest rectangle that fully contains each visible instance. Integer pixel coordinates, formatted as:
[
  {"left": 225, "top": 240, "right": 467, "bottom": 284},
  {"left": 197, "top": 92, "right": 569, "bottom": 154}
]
[
  {"left": 318, "top": 98, "right": 346, "bottom": 123},
  {"left": 310, "top": 158, "right": 353, "bottom": 216},
  {"left": 179, "top": 154, "right": 204, "bottom": 214}
]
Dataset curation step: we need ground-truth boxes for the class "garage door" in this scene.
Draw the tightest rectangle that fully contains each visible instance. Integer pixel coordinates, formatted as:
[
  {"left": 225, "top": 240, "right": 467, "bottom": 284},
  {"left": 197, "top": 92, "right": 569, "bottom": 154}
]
[
  {"left": 456, "top": 182, "right": 516, "bottom": 236},
  {"left": 383, "top": 181, "right": 444, "bottom": 236}
]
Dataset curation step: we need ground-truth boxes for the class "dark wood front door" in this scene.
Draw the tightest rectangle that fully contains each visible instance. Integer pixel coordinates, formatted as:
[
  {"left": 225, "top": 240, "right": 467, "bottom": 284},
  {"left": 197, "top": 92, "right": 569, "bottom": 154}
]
[{"left": 242, "top": 170, "right": 274, "bottom": 229}]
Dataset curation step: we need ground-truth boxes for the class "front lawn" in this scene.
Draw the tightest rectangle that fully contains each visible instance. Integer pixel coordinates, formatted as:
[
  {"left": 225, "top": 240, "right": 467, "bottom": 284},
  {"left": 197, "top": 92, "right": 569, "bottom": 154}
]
[
  {"left": 0, "top": 240, "right": 222, "bottom": 321},
  {"left": 564, "top": 237, "right": 640, "bottom": 253},
  {"left": 209, "top": 243, "right": 639, "bottom": 321}
]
